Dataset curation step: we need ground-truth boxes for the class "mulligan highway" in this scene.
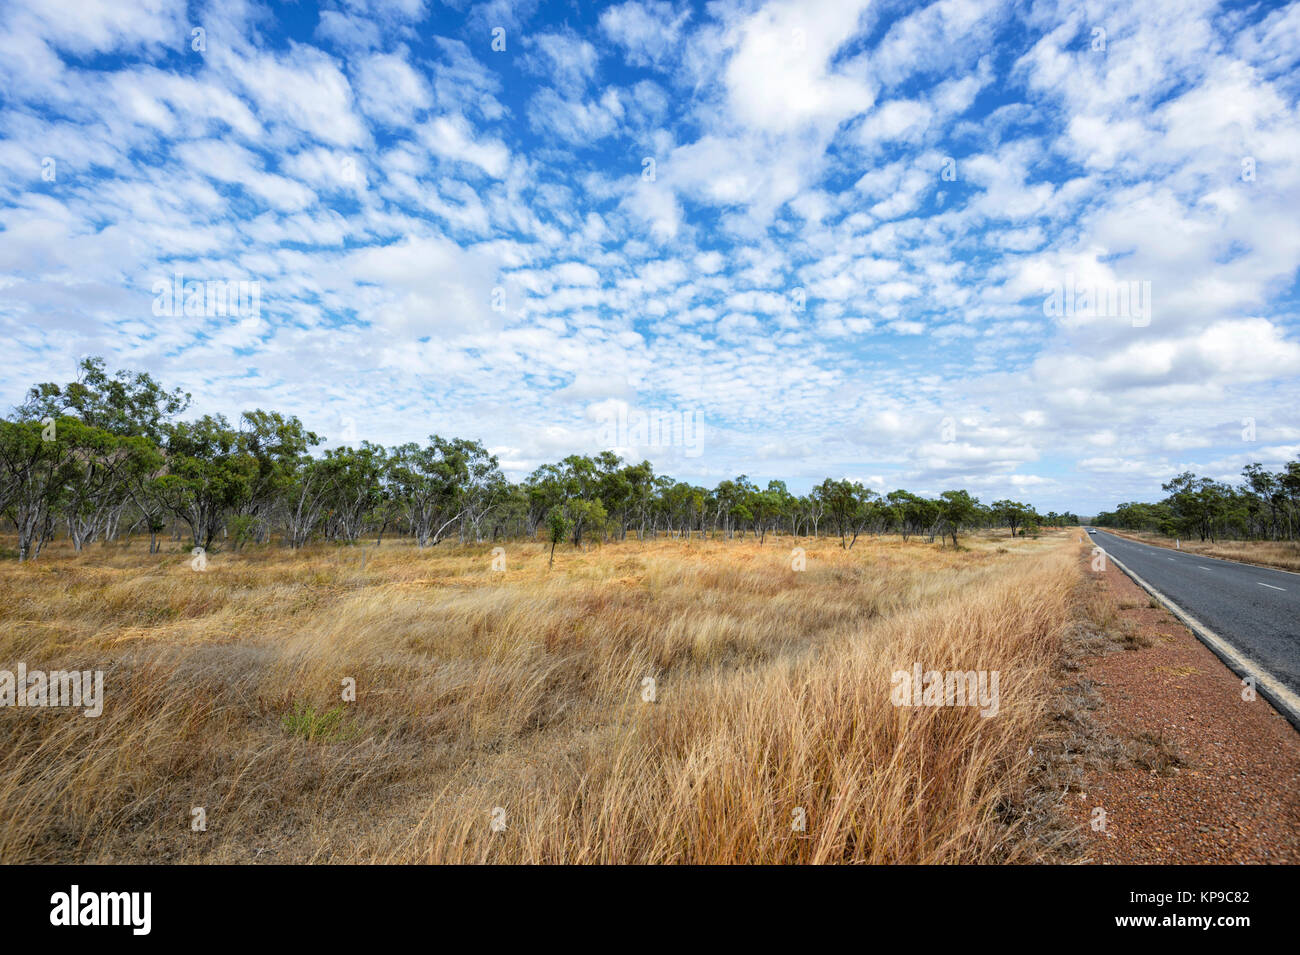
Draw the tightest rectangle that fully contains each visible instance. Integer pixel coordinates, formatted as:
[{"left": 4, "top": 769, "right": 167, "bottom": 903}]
[{"left": 1089, "top": 529, "right": 1300, "bottom": 706}]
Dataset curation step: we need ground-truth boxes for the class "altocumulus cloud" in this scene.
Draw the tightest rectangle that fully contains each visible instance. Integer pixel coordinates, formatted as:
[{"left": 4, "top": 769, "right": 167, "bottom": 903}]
[{"left": 2, "top": 0, "right": 1299, "bottom": 512}]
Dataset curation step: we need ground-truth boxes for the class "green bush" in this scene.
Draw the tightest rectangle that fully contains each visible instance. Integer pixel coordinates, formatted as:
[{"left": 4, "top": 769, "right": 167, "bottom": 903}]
[{"left": 281, "top": 702, "right": 355, "bottom": 742}]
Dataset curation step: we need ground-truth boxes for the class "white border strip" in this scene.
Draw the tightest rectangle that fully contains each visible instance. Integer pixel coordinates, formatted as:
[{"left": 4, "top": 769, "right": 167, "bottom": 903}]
[{"left": 1099, "top": 547, "right": 1300, "bottom": 732}]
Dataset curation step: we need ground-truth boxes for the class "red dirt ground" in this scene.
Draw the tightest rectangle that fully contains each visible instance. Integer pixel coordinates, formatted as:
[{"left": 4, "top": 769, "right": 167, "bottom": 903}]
[{"left": 1064, "top": 544, "right": 1300, "bottom": 863}]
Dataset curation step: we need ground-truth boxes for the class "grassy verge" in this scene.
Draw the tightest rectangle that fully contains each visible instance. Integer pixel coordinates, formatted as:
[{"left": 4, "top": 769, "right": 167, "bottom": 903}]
[{"left": 0, "top": 530, "right": 1080, "bottom": 863}]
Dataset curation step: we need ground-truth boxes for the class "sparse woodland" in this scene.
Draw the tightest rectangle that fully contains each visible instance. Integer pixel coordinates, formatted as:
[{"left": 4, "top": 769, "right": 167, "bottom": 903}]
[
  {"left": 1094, "top": 464, "right": 1300, "bottom": 543},
  {"left": 0, "top": 358, "right": 1099, "bottom": 864},
  {"left": 1, "top": 358, "right": 1078, "bottom": 562}
]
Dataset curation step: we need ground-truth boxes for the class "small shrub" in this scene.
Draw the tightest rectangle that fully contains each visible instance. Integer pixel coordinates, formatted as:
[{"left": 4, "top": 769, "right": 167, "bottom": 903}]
[
  {"left": 1130, "top": 730, "right": 1184, "bottom": 775},
  {"left": 281, "top": 702, "right": 355, "bottom": 742},
  {"left": 1117, "top": 619, "right": 1153, "bottom": 650}
]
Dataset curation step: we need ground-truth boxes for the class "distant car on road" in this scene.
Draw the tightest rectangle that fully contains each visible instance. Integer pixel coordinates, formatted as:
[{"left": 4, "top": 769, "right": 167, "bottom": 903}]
[{"left": 1087, "top": 528, "right": 1096, "bottom": 533}]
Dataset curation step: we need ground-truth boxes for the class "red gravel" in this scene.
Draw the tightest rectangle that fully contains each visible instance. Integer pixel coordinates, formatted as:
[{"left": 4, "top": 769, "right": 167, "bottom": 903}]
[{"left": 1065, "top": 546, "right": 1300, "bottom": 863}]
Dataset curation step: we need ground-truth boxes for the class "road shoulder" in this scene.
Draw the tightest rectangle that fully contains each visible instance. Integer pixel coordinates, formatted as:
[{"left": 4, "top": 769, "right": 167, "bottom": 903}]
[{"left": 1061, "top": 541, "right": 1300, "bottom": 863}]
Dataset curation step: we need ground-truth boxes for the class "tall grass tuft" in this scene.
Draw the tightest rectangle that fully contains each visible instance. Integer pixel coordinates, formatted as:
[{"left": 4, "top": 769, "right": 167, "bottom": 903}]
[{"left": 0, "top": 530, "right": 1080, "bottom": 863}]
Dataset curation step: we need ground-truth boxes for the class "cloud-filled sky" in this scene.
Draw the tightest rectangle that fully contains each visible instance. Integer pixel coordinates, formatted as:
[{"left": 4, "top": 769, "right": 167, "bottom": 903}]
[{"left": 2, "top": 0, "right": 1298, "bottom": 513}]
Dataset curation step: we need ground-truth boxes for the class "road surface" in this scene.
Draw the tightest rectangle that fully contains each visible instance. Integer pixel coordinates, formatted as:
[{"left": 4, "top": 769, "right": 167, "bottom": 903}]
[{"left": 1088, "top": 529, "right": 1300, "bottom": 705}]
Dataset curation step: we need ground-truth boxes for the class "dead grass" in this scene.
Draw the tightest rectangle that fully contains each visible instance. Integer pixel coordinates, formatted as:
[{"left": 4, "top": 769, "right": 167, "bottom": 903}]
[
  {"left": 1019, "top": 549, "right": 1197, "bottom": 862},
  {"left": 0, "top": 529, "right": 1081, "bottom": 863},
  {"left": 1129, "top": 730, "right": 1186, "bottom": 776},
  {"left": 1013, "top": 565, "right": 1152, "bottom": 860}
]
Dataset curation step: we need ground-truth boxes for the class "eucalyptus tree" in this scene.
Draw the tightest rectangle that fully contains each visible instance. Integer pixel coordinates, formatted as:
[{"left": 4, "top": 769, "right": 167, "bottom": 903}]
[
  {"left": 594, "top": 451, "right": 633, "bottom": 540},
  {"left": 388, "top": 436, "right": 500, "bottom": 547},
  {"left": 738, "top": 482, "right": 767, "bottom": 541},
  {"left": 815, "top": 478, "right": 875, "bottom": 549},
  {"left": 154, "top": 415, "right": 258, "bottom": 551},
  {"left": 802, "top": 491, "right": 825, "bottom": 537},
  {"left": 18, "top": 357, "right": 190, "bottom": 445},
  {"left": 937, "top": 489, "right": 981, "bottom": 546},
  {"left": 711, "top": 478, "right": 743, "bottom": 539},
  {"left": 0, "top": 417, "right": 80, "bottom": 560},
  {"left": 235, "top": 410, "right": 321, "bottom": 544},
  {"left": 1161, "top": 472, "right": 1232, "bottom": 542},
  {"left": 524, "top": 462, "right": 566, "bottom": 537},
  {"left": 764, "top": 479, "right": 795, "bottom": 538},
  {"left": 60, "top": 420, "right": 162, "bottom": 550},
  {"left": 2, "top": 357, "right": 1097, "bottom": 555},
  {"left": 1281, "top": 461, "right": 1300, "bottom": 539},
  {"left": 461, "top": 468, "right": 511, "bottom": 542},
  {"left": 622, "top": 460, "right": 655, "bottom": 540},
  {"left": 317, "top": 443, "right": 387, "bottom": 543},
  {"left": 17, "top": 358, "right": 189, "bottom": 548},
  {"left": 547, "top": 508, "right": 570, "bottom": 567},
  {"left": 991, "top": 500, "right": 1031, "bottom": 537},
  {"left": 885, "top": 489, "right": 936, "bottom": 541},
  {"left": 524, "top": 454, "right": 606, "bottom": 546},
  {"left": 1241, "top": 463, "right": 1282, "bottom": 539},
  {"left": 486, "top": 482, "right": 530, "bottom": 540}
]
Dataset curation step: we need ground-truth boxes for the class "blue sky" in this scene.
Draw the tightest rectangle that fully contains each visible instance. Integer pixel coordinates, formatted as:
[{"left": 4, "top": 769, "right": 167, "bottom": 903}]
[{"left": 2, "top": 0, "right": 1298, "bottom": 514}]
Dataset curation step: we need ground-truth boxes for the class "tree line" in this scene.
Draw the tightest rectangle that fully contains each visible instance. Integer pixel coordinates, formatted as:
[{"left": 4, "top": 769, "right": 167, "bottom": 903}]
[
  {"left": 1093, "top": 463, "right": 1300, "bottom": 543},
  {"left": 0, "top": 359, "right": 1079, "bottom": 561}
]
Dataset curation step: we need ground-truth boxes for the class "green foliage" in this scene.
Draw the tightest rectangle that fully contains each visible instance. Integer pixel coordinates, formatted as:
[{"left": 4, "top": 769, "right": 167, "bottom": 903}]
[
  {"left": 281, "top": 702, "right": 355, "bottom": 743},
  {"left": 154, "top": 415, "right": 258, "bottom": 550},
  {"left": 937, "top": 489, "right": 980, "bottom": 546},
  {"left": 991, "top": 499, "right": 1032, "bottom": 537},
  {"left": 547, "top": 508, "right": 571, "bottom": 566},
  {"left": 17, "top": 357, "right": 190, "bottom": 443},
  {"left": 547, "top": 508, "right": 571, "bottom": 545},
  {"left": 227, "top": 514, "right": 257, "bottom": 550},
  {"left": 388, "top": 435, "right": 501, "bottom": 547},
  {"left": 1094, "top": 461, "right": 1299, "bottom": 542},
  {"left": 814, "top": 478, "right": 877, "bottom": 549},
  {"left": 31, "top": 356, "right": 1294, "bottom": 558}
]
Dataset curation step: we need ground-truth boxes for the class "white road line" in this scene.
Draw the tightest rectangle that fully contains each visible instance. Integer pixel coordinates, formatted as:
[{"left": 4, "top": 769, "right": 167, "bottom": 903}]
[
  {"left": 1198, "top": 566, "right": 1212, "bottom": 570},
  {"left": 1258, "top": 582, "right": 1285, "bottom": 591},
  {"left": 1100, "top": 550, "right": 1300, "bottom": 731},
  {"left": 1098, "top": 531, "right": 1300, "bottom": 578}
]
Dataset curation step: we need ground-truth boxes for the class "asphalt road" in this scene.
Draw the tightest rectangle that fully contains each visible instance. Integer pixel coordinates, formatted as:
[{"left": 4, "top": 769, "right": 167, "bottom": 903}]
[{"left": 1088, "top": 529, "right": 1300, "bottom": 700}]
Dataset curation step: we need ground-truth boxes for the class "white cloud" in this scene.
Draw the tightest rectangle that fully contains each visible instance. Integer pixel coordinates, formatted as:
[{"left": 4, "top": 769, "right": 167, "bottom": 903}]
[
  {"left": 600, "top": 1, "right": 693, "bottom": 68},
  {"left": 723, "top": 0, "right": 874, "bottom": 134},
  {"left": 419, "top": 115, "right": 510, "bottom": 178},
  {"left": 355, "top": 51, "right": 432, "bottom": 126}
]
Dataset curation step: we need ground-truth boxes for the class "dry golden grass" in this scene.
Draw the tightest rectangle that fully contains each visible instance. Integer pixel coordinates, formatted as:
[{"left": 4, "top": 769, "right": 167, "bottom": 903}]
[
  {"left": 0, "top": 529, "right": 1082, "bottom": 863},
  {"left": 1100, "top": 528, "right": 1300, "bottom": 573}
]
